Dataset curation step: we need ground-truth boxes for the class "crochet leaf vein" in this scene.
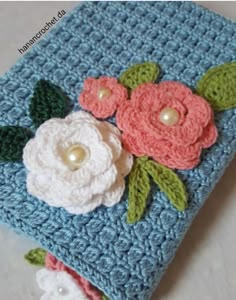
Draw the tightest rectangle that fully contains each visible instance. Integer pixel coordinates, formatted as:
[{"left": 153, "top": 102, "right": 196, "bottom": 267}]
[
  {"left": 29, "top": 80, "right": 70, "bottom": 128},
  {"left": 196, "top": 62, "right": 236, "bottom": 111},
  {"left": 145, "top": 160, "right": 187, "bottom": 211},
  {"left": 127, "top": 157, "right": 187, "bottom": 223},
  {"left": 24, "top": 248, "right": 46, "bottom": 266},
  {"left": 119, "top": 62, "right": 159, "bottom": 91},
  {"left": 0, "top": 126, "right": 33, "bottom": 162},
  {"left": 127, "top": 157, "right": 151, "bottom": 224}
]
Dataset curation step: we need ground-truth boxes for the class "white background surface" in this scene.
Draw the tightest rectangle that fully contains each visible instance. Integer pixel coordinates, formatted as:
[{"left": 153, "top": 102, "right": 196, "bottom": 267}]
[{"left": 0, "top": 2, "right": 236, "bottom": 300}]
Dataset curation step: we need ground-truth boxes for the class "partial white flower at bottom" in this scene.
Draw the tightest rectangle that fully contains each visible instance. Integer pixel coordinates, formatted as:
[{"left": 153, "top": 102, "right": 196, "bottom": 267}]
[
  {"left": 23, "top": 111, "right": 133, "bottom": 214},
  {"left": 36, "top": 268, "right": 89, "bottom": 300}
]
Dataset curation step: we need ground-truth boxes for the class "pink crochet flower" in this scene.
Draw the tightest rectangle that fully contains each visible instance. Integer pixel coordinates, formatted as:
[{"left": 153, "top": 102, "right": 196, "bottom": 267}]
[
  {"left": 79, "top": 76, "right": 128, "bottom": 118},
  {"left": 45, "top": 253, "right": 102, "bottom": 300},
  {"left": 116, "top": 81, "right": 218, "bottom": 170}
]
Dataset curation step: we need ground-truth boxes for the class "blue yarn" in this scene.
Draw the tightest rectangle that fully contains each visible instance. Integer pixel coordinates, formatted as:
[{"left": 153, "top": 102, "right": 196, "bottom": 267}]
[{"left": 0, "top": 2, "right": 236, "bottom": 299}]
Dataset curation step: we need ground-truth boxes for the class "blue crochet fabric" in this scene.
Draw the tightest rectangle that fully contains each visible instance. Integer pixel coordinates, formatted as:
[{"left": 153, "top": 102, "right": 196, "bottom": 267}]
[{"left": 0, "top": 2, "right": 236, "bottom": 299}]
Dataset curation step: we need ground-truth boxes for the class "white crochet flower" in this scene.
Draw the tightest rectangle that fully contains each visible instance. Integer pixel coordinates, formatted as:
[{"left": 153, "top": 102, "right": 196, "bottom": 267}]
[
  {"left": 23, "top": 111, "right": 133, "bottom": 214},
  {"left": 36, "top": 268, "right": 89, "bottom": 300}
]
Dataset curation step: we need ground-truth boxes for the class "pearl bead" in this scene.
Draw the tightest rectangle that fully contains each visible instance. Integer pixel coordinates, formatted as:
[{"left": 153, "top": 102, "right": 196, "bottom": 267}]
[
  {"left": 97, "top": 87, "right": 111, "bottom": 100},
  {"left": 57, "top": 286, "right": 68, "bottom": 295},
  {"left": 159, "top": 107, "right": 180, "bottom": 126},
  {"left": 65, "top": 144, "right": 88, "bottom": 169}
]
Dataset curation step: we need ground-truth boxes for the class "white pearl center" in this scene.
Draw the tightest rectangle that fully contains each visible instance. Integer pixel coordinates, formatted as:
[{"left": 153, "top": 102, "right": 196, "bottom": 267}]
[
  {"left": 57, "top": 286, "right": 68, "bottom": 296},
  {"left": 65, "top": 144, "right": 89, "bottom": 170},
  {"left": 159, "top": 107, "right": 179, "bottom": 126},
  {"left": 97, "top": 87, "right": 111, "bottom": 100}
]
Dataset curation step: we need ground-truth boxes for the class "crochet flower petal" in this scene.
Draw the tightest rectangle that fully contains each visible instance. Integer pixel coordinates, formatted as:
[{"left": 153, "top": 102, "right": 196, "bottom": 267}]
[
  {"left": 116, "top": 101, "right": 140, "bottom": 133},
  {"left": 36, "top": 118, "right": 68, "bottom": 136},
  {"left": 141, "top": 112, "right": 203, "bottom": 147},
  {"left": 66, "top": 141, "right": 113, "bottom": 184},
  {"left": 27, "top": 173, "right": 63, "bottom": 207},
  {"left": 41, "top": 293, "right": 51, "bottom": 300},
  {"left": 183, "top": 94, "right": 212, "bottom": 128},
  {"left": 136, "top": 84, "right": 212, "bottom": 146},
  {"left": 200, "top": 120, "right": 218, "bottom": 148},
  {"left": 121, "top": 132, "right": 146, "bottom": 157},
  {"left": 66, "top": 198, "right": 102, "bottom": 215},
  {"left": 81, "top": 94, "right": 118, "bottom": 119},
  {"left": 156, "top": 81, "right": 193, "bottom": 102},
  {"left": 69, "top": 165, "right": 117, "bottom": 204},
  {"left": 66, "top": 111, "right": 122, "bottom": 149},
  {"left": 67, "top": 176, "right": 125, "bottom": 214},
  {"left": 24, "top": 117, "right": 106, "bottom": 176},
  {"left": 24, "top": 111, "right": 133, "bottom": 214},
  {"left": 96, "top": 176, "right": 126, "bottom": 207},
  {"left": 66, "top": 198, "right": 103, "bottom": 215},
  {"left": 65, "top": 110, "right": 98, "bottom": 125},
  {"left": 155, "top": 155, "right": 201, "bottom": 170},
  {"left": 37, "top": 268, "right": 56, "bottom": 290},
  {"left": 27, "top": 166, "right": 117, "bottom": 207},
  {"left": 68, "top": 122, "right": 103, "bottom": 144},
  {"left": 45, "top": 253, "right": 65, "bottom": 271},
  {"left": 36, "top": 269, "right": 89, "bottom": 300},
  {"left": 152, "top": 141, "right": 202, "bottom": 169},
  {"left": 79, "top": 76, "right": 128, "bottom": 119},
  {"left": 45, "top": 253, "right": 102, "bottom": 300},
  {"left": 23, "top": 123, "right": 69, "bottom": 173},
  {"left": 131, "top": 82, "right": 165, "bottom": 111},
  {"left": 116, "top": 80, "right": 217, "bottom": 170},
  {"left": 116, "top": 149, "right": 134, "bottom": 177},
  {"left": 102, "top": 121, "right": 121, "bottom": 137},
  {"left": 57, "top": 134, "right": 114, "bottom": 186},
  {"left": 99, "top": 125, "right": 122, "bottom": 161},
  {"left": 25, "top": 122, "right": 114, "bottom": 189},
  {"left": 83, "top": 77, "right": 96, "bottom": 91}
]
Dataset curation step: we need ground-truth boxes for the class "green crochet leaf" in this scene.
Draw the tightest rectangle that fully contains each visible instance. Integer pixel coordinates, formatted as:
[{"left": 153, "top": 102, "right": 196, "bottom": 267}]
[
  {"left": 196, "top": 62, "right": 236, "bottom": 111},
  {"left": 24, "top": 248, "right": 46, "bottom": 266},
  {"left": 101, "top": 295, "right": 110, "bottom": 300},
  {"left": 119, "top": 62, "right": 159, "bottom": 91},
  {"left": 0, "top": 126, "right": 34, "bottom": 162},
  {"left": 127, "top": 157, "right": 151, "bottom": 224},
  {"left": 145, "top": 160, "right": 187, "bottom": 211},
  {"left": 29, "top": 80, "right": 70, "bottom": 128}
]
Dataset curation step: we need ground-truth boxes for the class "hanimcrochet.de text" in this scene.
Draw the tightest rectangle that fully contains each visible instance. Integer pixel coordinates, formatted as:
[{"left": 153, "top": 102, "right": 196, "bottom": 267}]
[{"left": 18, "top": 10, "right": 66, "bottom": 55}]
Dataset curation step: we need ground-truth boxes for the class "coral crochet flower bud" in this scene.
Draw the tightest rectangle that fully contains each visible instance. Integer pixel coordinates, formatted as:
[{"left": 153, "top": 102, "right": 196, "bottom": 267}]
[{"left": 79, "top": 76, "right": 128, "bottom": 118}]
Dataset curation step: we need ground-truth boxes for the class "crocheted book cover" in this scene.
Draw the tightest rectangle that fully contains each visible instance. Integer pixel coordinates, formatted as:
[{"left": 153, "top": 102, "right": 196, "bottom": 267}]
[{"left": 0, "top": 2, "right": 236, "bottom": 300}]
